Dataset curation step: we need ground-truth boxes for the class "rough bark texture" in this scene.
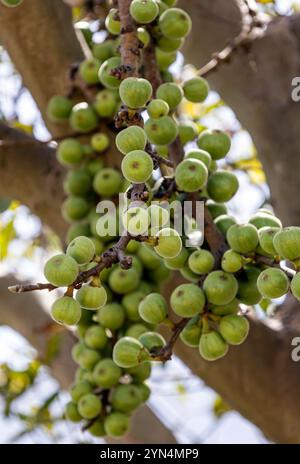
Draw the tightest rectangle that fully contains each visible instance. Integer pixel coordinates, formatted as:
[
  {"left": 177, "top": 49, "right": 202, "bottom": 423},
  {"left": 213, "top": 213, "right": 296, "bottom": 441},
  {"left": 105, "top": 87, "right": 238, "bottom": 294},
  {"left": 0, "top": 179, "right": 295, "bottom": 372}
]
[
  {"left": 1, "top": 0, "right": 300, "bottom": 444},
  {"left": 0, "top": 276, "right": 176, "bottom": 444}
]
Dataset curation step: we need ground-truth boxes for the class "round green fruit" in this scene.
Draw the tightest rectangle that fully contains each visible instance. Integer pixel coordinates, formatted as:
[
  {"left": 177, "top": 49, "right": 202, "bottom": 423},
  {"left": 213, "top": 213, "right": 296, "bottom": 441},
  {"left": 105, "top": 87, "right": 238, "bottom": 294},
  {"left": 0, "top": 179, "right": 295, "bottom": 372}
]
[
  {"left": 66, "top": 223, "right": 91, "bottom": 244},
  {"left": 145, "top": 116, "right": 178, "bottom": 145},
  {"left": 207, "top": 170, "right": 239, "bottom": 203},
  {"left": 47, "top": 95, "right": 73, "bottom": 121},
  {"left": 88, "top": 419, "right": 106, "bottom": 437},
  {"left": 221, "top": 250, "right": 243, "bottom": 273},
  {"left": 130, "top": 0, "right": 159, "bottom": 24},
  {"left": 123, "top": 205, "right": 149, "bottom": 236},
  {"left": 188, "top": 249, "right": 215, "bottom": 275},
  {"left": 210, "top": 298, "right": 239, "bottom": 316},
  {"left": 44, "top": 254, "right": 79, "bottom": 287},
  {"left": 122, "top": 289, "right": 147, "bottom": 321},
  {"left": 237, "top": 266, "right": 262, "bottom": 305},
  {"left": 112, "top": 384, "right": 143, "bottom": 413},
  {"left": 79, "top": 59, "right": 101, "bottom": 85},
  {"left": 226, "top": 223, "right": 259, "bottom": 254},
  {"left": 94, "top": 89, "right": 118, "bottom": 117},
  {"left": 175, "top": 159, "right": 208, "bottom": 193},
  {"left": 159, "top": 7, "right": 192, "bottom": 39},
  {"left": 180, "top": 316, "right": 202, "bottom": 347},
  {"left": 91, "top": 133, "right": 110, "bottom": 152},
  {"left": 51, "top": 296, "right": 81, "bottom": 325},
  {"left": 138, "top": 244, "right": 162, "bottom": 269},
  {"left": 119, "top": 77, "right": 152, "bottom": 109},
  {"left": 170, "top": 283, "right": 205, "bottom": 317},
  {"left": 116, "top": 126, "right": 147, "bottom": 154},
  {"left": 138, "top": 293, "right": 167, "bottom": 324},
  {"left": 64, "top": 170, "right": 91, "bottom": 196},
  {"left": 65, "top": 402, "right": 81, "bottom": 423},
  {"left": 70, "top": 103, "right": 98, "bottom": 133},
  {"left": 203, "top": 271, "right": 238, "bottom": 305},
  {"left": 78, "top": 393, "right": 102, "bottom": 420},
  {"left": 164, "top": 247, "right": 189, "bottom": 270},
  {"left": 156, "top": 82, "right": 183, "bottom": 110},
  {"left": 291, "top": 272, "right": 300, "bottom": 301},
  {"left": 126, "top": 323, "right": 148, "bottom": 339},
  {"left": 109, "top": 267, "right": 140, "bottom": 294},
  {"left": 70, "top": 380, "right": 92, "bottom": 403},
  {"left": 257, "top": 268, "right": 289, "bottom": 299},
  {"left": 121, "top": 150, "right": 153, "bottom": 184},
  {"left": 199, "top": 331, "right": 228, "bottom": 361},
  {"left": 96, "top": 303, "right": 125, "bottom": 330},
  {"left": 62, "top": 196, "right": 90, "bottom": 222},
  {"left": 214, "top": 214, "right": 236, "bottom": 235},
  {"left": 139, "top": 332, "right": 166, "bottom": 352},
  {"left": 93, "top": 359, "right": 121, "bottom": 388},
  {"left": 57, "top": 139, "right": 83, "bottom": 166},
  {"left": 92, "top": 40, "right": 115, "bottom": 61},
  {"left": 155, "top": 48, "right": 177, "bottom": 70},
  {"left": 273, "top": 227, "right": 300, "bottom": 260},
  {"left": 147, "top": 99, "right": 170, "bottom": 119},
  {"left": 197, "top": 130, "right": 231, "bottom": 160},
  {"left": 99, "top": 57, "right": 122, "bottom": 89},
  {"left": 183, "top": 77, "right": 209, "bottom": 103},
  {"left": 93, "top": 167, "right": 123, "bottom": 197},
  {"left": 137, "top": 27, "right": 150, "bottom": 46},
  {"left": 104, "top": 412, "right": 130, "bottom": 438},
  {"left": 258, "top": 227, "right": 280, "bottom": 255},
  {"left": 157, "top": 35, "right": 183, "bottom": 52},
  {"left": 1, "top": 0, "right": 23, "bottom": 6},
  {"left": 154, "top": 227, "right": 182, "bottom": 259},
  {"left": 185, "top": 149, "right": 211, "bottom": 169},
  {"left": 76, "top": 285, "right": 107, "bottom": 310},
  {"left": 105, "top": 8, "right": 121, "bottom": 35},
  {"left": 113, "top": 336, "right": 150, "bottom": 368},
  {"left": 206, "top": 201, "right": 227, "bottom": 219},
  {"left": 127, "top": 362, "right": 151, "bottom": 382},
  {"left": 178, "top": 122, "right": 198, "bottom": 144},
  {"left": 219, "top": 315, "right": 250, "bottom": 345},
  {"left": 84, "top": 325, "right": 108, "bottom": 350},
  {"left": 67, "top": 236, "right": 95, "bottom": 265},
  {"left": 249, "top": 212, "right": 282, "bottom": 230}
]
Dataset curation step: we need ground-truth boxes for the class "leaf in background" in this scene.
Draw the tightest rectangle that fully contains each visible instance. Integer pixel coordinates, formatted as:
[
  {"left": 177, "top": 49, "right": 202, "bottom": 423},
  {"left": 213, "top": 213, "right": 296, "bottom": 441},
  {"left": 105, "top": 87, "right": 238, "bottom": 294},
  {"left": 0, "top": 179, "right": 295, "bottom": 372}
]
[
  {"left": 213, "top": 395, "right": 231, "bottom": 418},
  {"left": 44, "top": 333, "right": 63, "bottom": 364},
  {"left": 0, "top": 218, "right": 16, "bottom": 260},
  {"left": 232, "top": 156, "right": 266, "bottom": 185},
  {"left": 11, "top": 121, "right": 33, "bottom": 134}
]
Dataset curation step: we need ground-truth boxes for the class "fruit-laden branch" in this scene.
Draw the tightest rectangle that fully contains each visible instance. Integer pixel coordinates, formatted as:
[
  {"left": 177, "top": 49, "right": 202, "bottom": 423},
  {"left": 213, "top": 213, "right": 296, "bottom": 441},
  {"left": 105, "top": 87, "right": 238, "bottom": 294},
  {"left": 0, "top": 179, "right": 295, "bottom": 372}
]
[{"left": 0, "top": 276, "right": 177, "bottom": 444}]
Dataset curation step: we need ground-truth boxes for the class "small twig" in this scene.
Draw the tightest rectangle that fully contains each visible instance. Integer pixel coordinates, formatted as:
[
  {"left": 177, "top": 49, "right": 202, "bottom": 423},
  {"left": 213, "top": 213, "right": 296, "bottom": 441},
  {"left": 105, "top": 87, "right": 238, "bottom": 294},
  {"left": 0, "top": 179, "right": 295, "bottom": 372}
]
[{"left": 152, "top": 318, "right": 189, "bottom": 362}]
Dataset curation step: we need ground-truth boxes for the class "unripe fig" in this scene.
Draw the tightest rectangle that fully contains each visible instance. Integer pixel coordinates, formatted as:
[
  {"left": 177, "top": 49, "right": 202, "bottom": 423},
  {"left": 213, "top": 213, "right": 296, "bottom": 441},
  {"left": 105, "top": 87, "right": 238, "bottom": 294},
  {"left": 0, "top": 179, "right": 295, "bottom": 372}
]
[
  {"left": 138, "top": 244, "right": 162, "bottom": 270},
  {"left": 147, "top": 99, "right": 170, "bottom": 119},
  {"left": 130, "top": 0, "right": 159, "bottom": 24},
  {"left": 157, "top": 35, "right": 183, "bottom": 53},
  {"left": 175, "top": 159, "right": 208, "bottom": 193},
  {"left": 113, "top": 336, "right": 150, "bottom": 368},
  {"left": 145, "top": 115, "right": 178, "bottom": 145},
  {"left": 87, "top": 159, "right": 104, "bottom": 176},
  {"left": 64, "top": 170, "right": 91, "bottom": 196},
  {"left": 93, "top": 359, "right": 121, "bottom": 388},
  {"left": 76, "top": 285, "right": 107, "bottom": 310},
  {"left": 99, "top": 57, "right": 122, "bottom": 89},
  {"left": 204, "top": 271, "right": 238, "bottom": 305},
  {"left": 78, "top": 393, "right": 102, "bottom": 419},
  {"left": 67, "top": 236, "right": 95, "bottom": 265},
  {"left": 137, "top": 383, "right": 151, "bottom": 402},
  {"left": 199, "top": 331, "right": 228, "bottom": 361},
  {"left": 137, "top": 27, "right": 150, "bottom": 46},
  {"left": 214, "top": 214, "right": 237, "bottom": 235},
  {"left": 51, "top": 296, "right": 81, "bottom": 325},
  {"left": 180, "top": 265, "right": 199, "bottom": 283},
  {"left": 92, "top": 40, "right": 115, "bottom": 61},
  {"left": 116, "top": 126, "right": 147, "bottom": 155},
  {"left": 66, "top": 223, "right": 91, "bottom": 244},
  {"left": 1, "top": 0, "right": 23, "bottom": 6},
  {"left": 79, "top": 59, "right": 101, "bottom": 85},
  {"left": 236, "top": 266, "right": 262, "bottom": 305},
  {"left": 164, "top": 247, "right": 189, "bottom": 270},
  {"left": 119, "top": 77, "right": 152, "bottom": 109},
  {"left": 154, "top": 227, "right": 182, "bottom": 259},
  {"left": 93, "top": 167, "right": 123, "bottom": 197},
  {"left": 62, "top": 196, "right": 90, "bottom": 222},
  {"left": 127, "top": 362, "right": 151, "bottom": 382},
  {"left": 159, "top": 8, "right": 192, "bottom": 39},
  {"left": 273, "top": 227, "right": 300, "bottom": 260},
  {"left": 207, "top": 170, "right": 239, "bottom": 203},
  {"left": 257, "top": 268, "right": 289, "bottom": 299},
  {"left": 104, "top": 412, "right": 130, "bottom": 438},
  {"left": 170, "top": 283, "right": 205, "bottom": 317},
  {"left": 148, "top": 203, "right": 170, "bottom": 231},
  {"left": 44, "top": 254, "right": 79, "bottom": 287},
  {"left": 139, "top": 293, "right": 168, "bottom": 324},
  {"left": 65, "top": 401, "right": 82, "bottom": 423},
  {"left": 183, "top": 77, "right": 209, "bottom": 103},
  {"left": 210, "top": 298, "right": 239, "bottom": 316},
  {"left": 105, "top": 8, "right": 121, "bottom": 35},
  {"left": 70, "top": 103, "right": 98, "bottom": 133},
  {"left": 180, "top": 316, "right": 202, "bottom": 347},
  {"left": 70, "top": 380, "right": 92, "bottom": 403},
  {"left": 109, "top": 267, "right": 140, "bottom": 294},
  {"left": 157, "top": 82, "right": 183, "bottom": 110},
  {"left": 226, "top": 223, "right": 259, "bottom": 254},
  {"left": 197, "top": 130, "right": 231, "bottom": 160},
  {"left": 139, "top": 332, "right": 166, "bottom": 352},
  {"left": 122, "top": 289, "right": 146, "bottom": 321},
  {"left": 206, "top": 201, "right": 227, "bottom": 219},
  {"left": 84, "top": 325, "right": 108, "bottom": 350},
  {"left": 96, "top": 303, "right": 125, "bottom": 330},
  {"left": 57, "top": 139, "right": 83, "bottom": 166},
  {"left": 121, "top": 150, "right": 153, "bottom": 183},
  {"left": 249, "top": 212, "right": 282, "bottom": 230},
  {"left": 188, "top": 249, "right": 214, "bottom": 275},
  {"left": 258, "top": 227, "right": 280, "bottom": 255},
  {"left": 125, "top": 323, "right": 149, "bottom": 339},
  {"left": 47, "top": 95, "right": 73, "bottom": 121},
  {"left": 91, "top": 132, "right": 110, "bottom": 152},
  {"left": 185, "top": 149, "right": 211, "bottom": 169},
  {"left": 291, "top": 272, "right": 300, "bottom": 301},
  {"left": 178, "top": 122, "right": 198, "bottom": 145},
  {"left": 88, "top": 419, "right": 106, "bottom": 437},
  {"left": 155, "top": 48, "right": 177, "bottom": 70},
  {"left": 76, "top": 346, "right": 101, "bottom": 370},
  {"left": 219, "top": 315, "right": 249, "bottom": 345},
  {"left": 94, "top": 89, "right": 118, "bottom": 117},
  {"left": 221, "top": 250, "right": 243, "bottom": 273}
]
